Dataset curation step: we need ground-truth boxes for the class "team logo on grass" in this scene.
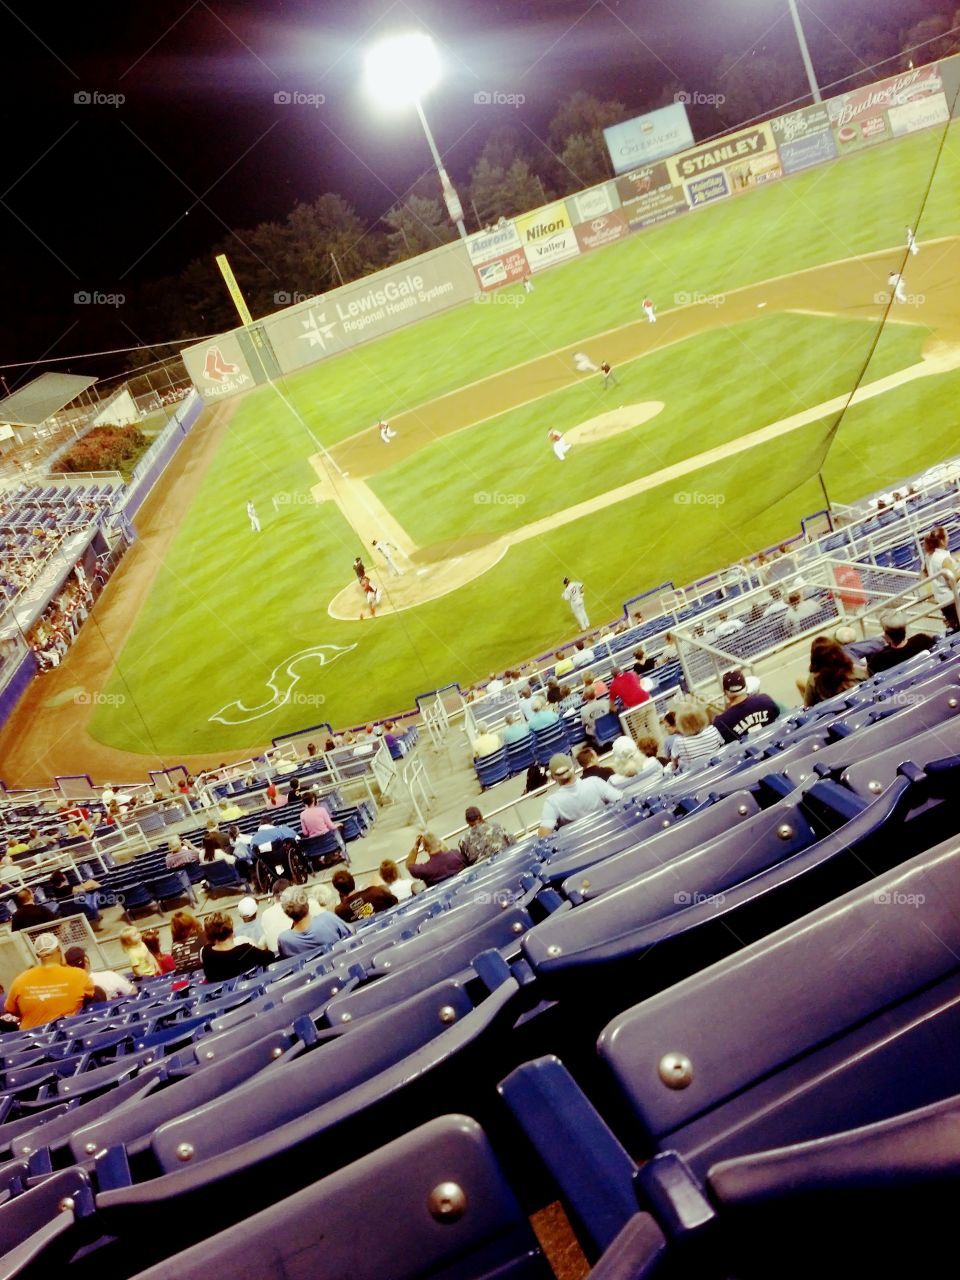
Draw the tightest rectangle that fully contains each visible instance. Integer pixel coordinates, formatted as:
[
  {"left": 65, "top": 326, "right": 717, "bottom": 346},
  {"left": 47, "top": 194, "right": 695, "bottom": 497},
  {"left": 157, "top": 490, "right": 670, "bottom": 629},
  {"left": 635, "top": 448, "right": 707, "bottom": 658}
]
[{"left": 208, "top": 643, "right": 357, "bottom": 725}]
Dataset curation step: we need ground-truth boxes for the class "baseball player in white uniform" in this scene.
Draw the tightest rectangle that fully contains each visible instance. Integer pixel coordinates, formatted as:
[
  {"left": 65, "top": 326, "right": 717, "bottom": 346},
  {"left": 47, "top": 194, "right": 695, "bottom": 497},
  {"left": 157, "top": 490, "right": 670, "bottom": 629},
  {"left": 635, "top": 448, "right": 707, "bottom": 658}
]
[
  {"left": 246, "top": 501, "right": 261, "bottom": 533},
  {"left": 573, "top": 352, "right": 599, "bottom": 373},
  {"left": 373, "top": 538, "right": 401, "bottom": 576},
  {"left": 906, "top": 226, "right": 918, "bottom": 256},
  {"left": 378, "top": 420, "right": 397, "bottom": 443},
  {"left": 642, "top": 297, "right": 657, "bottom": 323},
  {"left": 549, "top": 430, "right": 571, "bottom": 462},
  {"left": 888, "top": 271, "right": 908, "bottom": 304},
  {"left": 562, "top": 577, "right": 589, "bottom": 630}
]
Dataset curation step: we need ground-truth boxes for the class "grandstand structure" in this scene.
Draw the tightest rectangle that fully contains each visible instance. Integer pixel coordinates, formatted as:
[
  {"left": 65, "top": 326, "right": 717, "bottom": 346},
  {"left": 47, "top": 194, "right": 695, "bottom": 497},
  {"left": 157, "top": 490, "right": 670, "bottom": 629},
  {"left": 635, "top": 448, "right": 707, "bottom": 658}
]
[{"left": 0, "top": 48, "right": 960, "bottom": 1280}]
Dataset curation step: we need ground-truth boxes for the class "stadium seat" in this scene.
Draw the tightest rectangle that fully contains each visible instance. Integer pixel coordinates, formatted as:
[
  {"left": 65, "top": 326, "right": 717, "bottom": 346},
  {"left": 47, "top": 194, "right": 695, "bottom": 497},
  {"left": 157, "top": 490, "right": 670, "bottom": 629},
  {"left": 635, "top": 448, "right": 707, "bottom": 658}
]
[
  {"left": 124, "top": 1116, "right": 550, "bottom": 1280},
  {"left": 475, "top": 746, "right": 511, "bottom": 790}
]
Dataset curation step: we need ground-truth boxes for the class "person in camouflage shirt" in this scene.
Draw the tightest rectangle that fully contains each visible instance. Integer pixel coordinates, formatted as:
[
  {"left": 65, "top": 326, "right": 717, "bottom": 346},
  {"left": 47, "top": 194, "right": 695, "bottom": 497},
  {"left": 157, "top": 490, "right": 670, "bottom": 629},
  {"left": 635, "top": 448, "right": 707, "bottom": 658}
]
[{"left": 459, "top": 807, "right": 514, "bottom": 866}]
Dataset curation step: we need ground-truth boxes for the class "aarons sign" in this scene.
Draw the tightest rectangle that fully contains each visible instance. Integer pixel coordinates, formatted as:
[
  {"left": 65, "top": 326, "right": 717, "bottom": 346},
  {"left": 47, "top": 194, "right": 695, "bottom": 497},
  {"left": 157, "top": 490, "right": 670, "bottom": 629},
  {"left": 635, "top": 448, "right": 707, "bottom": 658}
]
[{"left": 514, "top": 201, "right": 582, "bottom": 272}]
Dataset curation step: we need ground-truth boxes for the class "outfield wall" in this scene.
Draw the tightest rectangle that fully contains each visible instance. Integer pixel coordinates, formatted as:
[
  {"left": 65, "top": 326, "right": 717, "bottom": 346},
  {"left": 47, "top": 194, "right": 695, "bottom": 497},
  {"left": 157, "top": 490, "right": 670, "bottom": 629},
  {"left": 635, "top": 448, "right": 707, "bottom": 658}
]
[{"left": 181, "top": 55, "right": 960, "bottom": 400}]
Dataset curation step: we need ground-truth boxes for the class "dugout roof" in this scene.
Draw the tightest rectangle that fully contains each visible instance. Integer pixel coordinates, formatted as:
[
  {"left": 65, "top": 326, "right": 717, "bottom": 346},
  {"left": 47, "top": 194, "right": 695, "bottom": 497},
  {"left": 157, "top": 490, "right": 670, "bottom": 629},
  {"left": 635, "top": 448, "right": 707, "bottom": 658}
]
[{"left": 0, "top": 373, "right": 98, "bottom": 426}]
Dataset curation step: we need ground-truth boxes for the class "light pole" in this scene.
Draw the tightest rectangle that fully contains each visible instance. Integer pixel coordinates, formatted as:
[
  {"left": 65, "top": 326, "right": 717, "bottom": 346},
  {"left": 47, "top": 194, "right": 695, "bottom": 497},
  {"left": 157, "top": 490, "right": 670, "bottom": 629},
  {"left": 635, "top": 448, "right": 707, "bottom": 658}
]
[
  {"left": 364, "top": 33, "right": 468, "bottom": 241},
  {"left": 786, "top": 0, "right": 822, "bottom": 103}
]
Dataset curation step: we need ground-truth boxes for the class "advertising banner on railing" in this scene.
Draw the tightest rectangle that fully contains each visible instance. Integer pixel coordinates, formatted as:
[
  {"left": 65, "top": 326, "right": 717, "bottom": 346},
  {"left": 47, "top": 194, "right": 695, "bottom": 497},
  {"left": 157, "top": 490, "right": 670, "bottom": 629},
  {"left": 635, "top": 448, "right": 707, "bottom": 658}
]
[
  {"left": 828, "top": 62, "right": 947, "bottom": 152},
  {"left": 568, "top": 182, "right": 620, "bottom": 222},
  {"left": 615, "top": 161, "right": 688, "bottom": 229},
  {"left": 772, "top": 103, "right": 838, "bottom": 173},
  {"left": 515, "top": 201, "right": 582, "bottom": 272},
  {"left": 603, "top": 102, "right": 695, "bottom": 174},
  {"left": 668, "top": 121, "right": 781, "bottom": 207}
]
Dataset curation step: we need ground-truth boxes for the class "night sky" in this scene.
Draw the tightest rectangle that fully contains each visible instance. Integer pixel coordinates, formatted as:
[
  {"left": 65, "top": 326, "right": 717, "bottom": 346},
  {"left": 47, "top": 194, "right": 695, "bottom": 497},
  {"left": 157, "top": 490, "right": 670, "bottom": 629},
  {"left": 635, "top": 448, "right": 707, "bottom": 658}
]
[{"left": 0, "top": 0, "right": 943, "bottom": 385}]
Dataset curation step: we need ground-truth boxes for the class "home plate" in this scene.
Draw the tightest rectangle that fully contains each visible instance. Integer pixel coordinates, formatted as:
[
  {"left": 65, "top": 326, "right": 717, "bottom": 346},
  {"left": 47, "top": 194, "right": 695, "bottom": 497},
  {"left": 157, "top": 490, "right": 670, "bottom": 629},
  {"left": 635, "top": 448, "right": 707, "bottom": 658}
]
[
  {"left": 757, "top": 302, "right": 767, "bottom": 308},
  {"left": 416, "top": 568, "right": 430, "bottom": 576}
]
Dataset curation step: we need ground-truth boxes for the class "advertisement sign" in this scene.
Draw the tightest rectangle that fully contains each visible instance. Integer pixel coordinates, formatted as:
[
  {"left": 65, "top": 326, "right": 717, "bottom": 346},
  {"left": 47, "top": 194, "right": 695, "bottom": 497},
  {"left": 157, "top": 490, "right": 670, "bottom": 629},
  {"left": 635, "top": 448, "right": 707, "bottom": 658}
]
[
  {"left": 475, "top": 250, "right": 529, "bottom": 290},
  {"left": 668, "top": 122, "right": 777, "bottom": 184},
  {"left": 616, "top": 161, "right": 687, "bottom": 229},
  {"left": 515, "top": 201, "right": 581, "bottom": 272},
  {"left": 888, "top": 94, "right": 950, "bottom": 136},
  {"left": 264, "top": 246, "right": 477, "bottom": 372},
  {"left": 570, "top": 184, "right": 617, "bottom": 221},
  {"left": 772, "top": 104, "right": 838, "bottom": 173},
  {"left": 574, "top": 210, "right": 631, "bottom": 252},
  {"left": 683, "top": 170, "right": 731, "bottom": 208},
  {"left": 603, "top": 103, "right": 695, "bottom": 174},
  {"left": 466, "top": 223, "right": 523, "bottom": 266},
  {"left": 181, "top": 333, "right": 255, "bottom": 401},
  {"left": 828, "top": 63, "right": 944, "bottom": 152}
]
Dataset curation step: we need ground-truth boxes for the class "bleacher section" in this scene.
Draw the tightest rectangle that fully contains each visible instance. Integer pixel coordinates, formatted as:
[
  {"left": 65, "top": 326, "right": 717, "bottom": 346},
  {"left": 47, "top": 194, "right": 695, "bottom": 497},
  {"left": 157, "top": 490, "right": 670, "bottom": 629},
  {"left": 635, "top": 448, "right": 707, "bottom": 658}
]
[{"left": 0, "top": 631, "right": 957, "bottom": 1276}]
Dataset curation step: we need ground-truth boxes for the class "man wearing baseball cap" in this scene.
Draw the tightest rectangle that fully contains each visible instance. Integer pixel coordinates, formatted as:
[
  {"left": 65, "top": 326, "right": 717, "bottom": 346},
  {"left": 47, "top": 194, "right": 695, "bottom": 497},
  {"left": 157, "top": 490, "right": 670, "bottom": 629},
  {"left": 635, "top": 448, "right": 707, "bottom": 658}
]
[
  {"left": 712, "top": 669, "right": 780, "bottom": 743},
  {"left": 538, "top": 753, "right": 621, "bottom": 836},
  {"left": 4, "top": 933, "right": 95, "bottom": 1029}
]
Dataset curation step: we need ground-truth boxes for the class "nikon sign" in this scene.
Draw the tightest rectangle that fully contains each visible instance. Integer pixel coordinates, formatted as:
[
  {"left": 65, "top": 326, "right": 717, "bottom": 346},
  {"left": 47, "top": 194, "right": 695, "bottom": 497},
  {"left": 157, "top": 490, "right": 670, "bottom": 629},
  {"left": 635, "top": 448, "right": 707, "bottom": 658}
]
[{"left": 515, "top": 201, "right": 582, "bottom": 272}]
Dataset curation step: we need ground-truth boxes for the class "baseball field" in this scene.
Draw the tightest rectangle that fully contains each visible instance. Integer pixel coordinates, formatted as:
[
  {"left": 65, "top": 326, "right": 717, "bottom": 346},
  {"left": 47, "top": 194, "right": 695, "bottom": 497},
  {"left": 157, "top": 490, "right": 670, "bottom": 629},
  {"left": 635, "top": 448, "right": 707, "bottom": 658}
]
[{"left": 8, "top": 122, "right": 960, "bottom": 772}]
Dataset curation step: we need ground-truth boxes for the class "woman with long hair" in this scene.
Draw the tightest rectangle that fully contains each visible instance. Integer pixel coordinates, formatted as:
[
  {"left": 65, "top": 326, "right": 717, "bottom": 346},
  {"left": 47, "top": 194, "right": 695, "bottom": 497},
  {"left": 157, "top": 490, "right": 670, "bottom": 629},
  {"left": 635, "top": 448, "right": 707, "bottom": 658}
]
[{"left": 803, "top": 636, "right": 862, "bottom": 706}]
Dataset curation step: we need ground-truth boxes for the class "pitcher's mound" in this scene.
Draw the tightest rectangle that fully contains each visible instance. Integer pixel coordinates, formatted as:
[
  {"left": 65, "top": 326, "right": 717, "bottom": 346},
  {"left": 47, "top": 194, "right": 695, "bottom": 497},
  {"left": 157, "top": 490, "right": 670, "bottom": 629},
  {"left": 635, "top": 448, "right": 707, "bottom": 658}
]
[{"left": 566, "top": 401, "right": 665, "bottom": 445}]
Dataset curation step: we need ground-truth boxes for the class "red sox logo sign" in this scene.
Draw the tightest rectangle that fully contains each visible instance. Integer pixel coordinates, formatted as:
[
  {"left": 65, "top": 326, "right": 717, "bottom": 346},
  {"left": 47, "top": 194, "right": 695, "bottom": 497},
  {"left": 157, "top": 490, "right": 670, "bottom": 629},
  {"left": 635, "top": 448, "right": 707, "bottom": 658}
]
[{"left": 202, "top": 345, "right": 240, "bottom": 383}]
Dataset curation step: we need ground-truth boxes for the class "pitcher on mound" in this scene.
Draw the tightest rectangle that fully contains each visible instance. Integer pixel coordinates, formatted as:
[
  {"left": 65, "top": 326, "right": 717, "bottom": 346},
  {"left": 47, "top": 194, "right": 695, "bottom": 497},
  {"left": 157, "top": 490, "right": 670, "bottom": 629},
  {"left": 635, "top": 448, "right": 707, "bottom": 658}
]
[{"left": 549, "top": 430, "right": 571, "bottom": 461}]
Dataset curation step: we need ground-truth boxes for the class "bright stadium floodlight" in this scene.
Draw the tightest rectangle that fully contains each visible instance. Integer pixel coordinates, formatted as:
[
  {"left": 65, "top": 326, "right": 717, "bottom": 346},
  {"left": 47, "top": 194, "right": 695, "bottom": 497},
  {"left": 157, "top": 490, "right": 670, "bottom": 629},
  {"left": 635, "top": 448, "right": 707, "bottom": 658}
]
[{"left": 364, "top": 32, "right": 468, "bottom": 241}]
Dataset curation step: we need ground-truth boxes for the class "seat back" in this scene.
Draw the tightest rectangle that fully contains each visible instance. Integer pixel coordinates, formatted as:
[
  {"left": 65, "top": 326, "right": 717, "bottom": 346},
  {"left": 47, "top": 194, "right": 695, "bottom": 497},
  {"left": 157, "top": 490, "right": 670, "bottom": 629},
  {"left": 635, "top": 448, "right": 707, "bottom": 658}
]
[
  {"left": 561, "top": 791, "right": 762, "bottom": 902},
  {"left": 127, "top": 1116, "right": 547, "bottom": 1280},
  {"left": 597, "top": 834, "right": 960, "bottom": 1173}
]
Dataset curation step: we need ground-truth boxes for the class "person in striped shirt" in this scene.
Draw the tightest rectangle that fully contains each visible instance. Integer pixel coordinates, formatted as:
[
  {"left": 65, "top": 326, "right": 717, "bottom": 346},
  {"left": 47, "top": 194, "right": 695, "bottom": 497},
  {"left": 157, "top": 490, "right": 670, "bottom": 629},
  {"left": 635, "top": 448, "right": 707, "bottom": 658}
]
[{"left": 671, "top": 705, "right": 724, "bottom": 773}]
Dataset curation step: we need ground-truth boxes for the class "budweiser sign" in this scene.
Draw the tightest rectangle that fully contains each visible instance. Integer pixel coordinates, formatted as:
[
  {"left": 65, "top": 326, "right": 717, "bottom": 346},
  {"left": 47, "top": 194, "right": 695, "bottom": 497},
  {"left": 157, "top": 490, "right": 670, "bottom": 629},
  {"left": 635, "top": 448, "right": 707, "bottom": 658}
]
[{"left": 830, "top": 65, "right": 942, "bottom": 129}]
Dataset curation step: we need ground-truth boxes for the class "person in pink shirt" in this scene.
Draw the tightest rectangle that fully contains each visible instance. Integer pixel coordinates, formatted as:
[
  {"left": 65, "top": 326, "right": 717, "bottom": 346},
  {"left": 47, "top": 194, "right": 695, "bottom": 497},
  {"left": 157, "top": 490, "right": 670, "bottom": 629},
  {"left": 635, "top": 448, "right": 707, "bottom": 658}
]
[
  {"left": 300, "top": 792, "right": 346, "bottom": 857},
  {"left": 608, "top": 665, "right": 650, "bottom": 712}
]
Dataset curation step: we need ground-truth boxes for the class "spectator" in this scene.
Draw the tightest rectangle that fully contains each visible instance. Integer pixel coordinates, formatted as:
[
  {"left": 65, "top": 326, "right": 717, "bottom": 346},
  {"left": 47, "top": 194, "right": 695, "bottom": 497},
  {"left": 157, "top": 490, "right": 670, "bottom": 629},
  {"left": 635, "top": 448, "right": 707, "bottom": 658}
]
[
  {"left": 923, "top": 528, "right": 958, "bottom": 631},
  {"left": 234, "top": 896, "right": 265, "bottom": 947},
  {"left": 657, "top": 633, "right": 678, "bottom": 664},
  {"left": 554, "top": 650, "right": 575, "bottom": 677},
  {"left": 10, "top": 887, "right": 56, "bottom": 932},
  {"left": 143, "top": 929, "right": 175, "bottom": 974},
  {"left": 501, "top": 711, "right": 532, "bottom": 745},
  {"left": 558, "top": 683, "right": 581, "bottom": 712},
  {"left": 783, "top": 589, "right": 822, "bottom": 636},
  {"left": 64, "top": 945, "right": 136, "bottom": 1001},
  {"left": 523, "top": 762, "right": 549, "bottom": 793},
  {"left": 762, "top": 588, "right": 787, "bottom": 618},
  {"left": 379, "top": 859, "right": 414, "bottom": 901},
  {"left": 609, "top": 735, "right": 663, "bottom": 786},
  {"left": 632, "top": 647, "right": 656, "bottom": 675},
  {"left": 866, "top": 611, "right": 936, "bottom": 675},
  {"left": 300, "top": 792, "right": 346, "bottom": 855},
  {"left": 537, "top": 753, "right": 621, "bottom": 835},
  {"left": 171, "top": 910, "right": 206, "bottom": 974},
  {"left": 47, "top": 868, "right": 102, "bottom": 930},
  {"left": 518, "top": 686, "right": 537, "bottom": 723},
  {"left": 572, "top": 639, "right": 596, "bottom": 668},
  {"left": 661, "top": 710, "right": 679, "bottom": 759},
  {"left": 165, "top": 835, "right": 201, "bottom": 869},
  {"left": 332, "top": 869, "right": 398, "bottom": 922},
  {"left": 262, "top": 878, "right": 316, "bottom": 952},
  {"left": 608, "top": 665, "right": 650, "bottom": 712},
  {"left": 119, "top": 926, "right": 161, "bottom": 978},
  {"left": 471, "top": 726, "right": 501, "bottom": 758},
  {"left": 672, "top": 706, "right": 725, "bottom": 772},
  {"left": 459, "top": 806, "right": 514, "bottom": 865},
  {"left": 201, "top": 912, "right": 274, "bottom": 980},
  {"left": 576, "top": 745, "right": 615, "bottom": 781},
  {"left": 802, "top": 636, "right": 864, "bottom": 707},
  {"left": 582, "top": 671, "right": 607, "bottom": 698},
  {"left": 286, "top": 776, "right": 302, "bottom": 805},
  {"left": 712, "top": 670, "right": 781, "bottom": 742},
  {"left": 712, "top": 611, "right": 745, "bottom": 641},
  {"left": 406, "top": 832, "right": 466, "bottom": 886},
  {"left": 580, "top": 686, "right": 607, "bottom": 750},
  {"left": 202, "top": 821, "right": 232, "bottom": 858},
  {"left": 276, "top": 886, "right": 351, "bottom": 957},
  {"left": 4, "top": 933, "right": 95, "bottom": 1029},
  {"left": 528, "top": 696, "right": 560, "bottom": 731}
]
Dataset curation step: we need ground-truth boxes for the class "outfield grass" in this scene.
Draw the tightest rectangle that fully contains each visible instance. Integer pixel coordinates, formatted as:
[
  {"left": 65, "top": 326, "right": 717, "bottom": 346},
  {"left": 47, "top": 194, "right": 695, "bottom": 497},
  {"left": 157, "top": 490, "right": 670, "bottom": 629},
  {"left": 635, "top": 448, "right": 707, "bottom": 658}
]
[
  {"left": 88, "top": 125, "right": 960, "bottom": 755},
  {"left": 368, "top": 314, "right": 928, "bottom": 546}
]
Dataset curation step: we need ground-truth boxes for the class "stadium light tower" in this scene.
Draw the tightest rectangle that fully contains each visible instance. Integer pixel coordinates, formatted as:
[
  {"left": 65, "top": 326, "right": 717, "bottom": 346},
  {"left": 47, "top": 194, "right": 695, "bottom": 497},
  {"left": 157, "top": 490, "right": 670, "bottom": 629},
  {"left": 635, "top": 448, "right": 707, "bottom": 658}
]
[
  {"left": 786, "top": 0, "right": 822, "bottom": 103},
  {"left": 363, "top": 32, "right": 468, "bottom": 241}
]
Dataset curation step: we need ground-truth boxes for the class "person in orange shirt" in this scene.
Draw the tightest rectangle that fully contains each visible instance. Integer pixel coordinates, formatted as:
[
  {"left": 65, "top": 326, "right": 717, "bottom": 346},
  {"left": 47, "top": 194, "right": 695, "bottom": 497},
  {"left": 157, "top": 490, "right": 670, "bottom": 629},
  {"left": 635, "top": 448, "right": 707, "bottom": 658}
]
[{"left": 4, "top": 933, "right": 95, "bottom": 1029}]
